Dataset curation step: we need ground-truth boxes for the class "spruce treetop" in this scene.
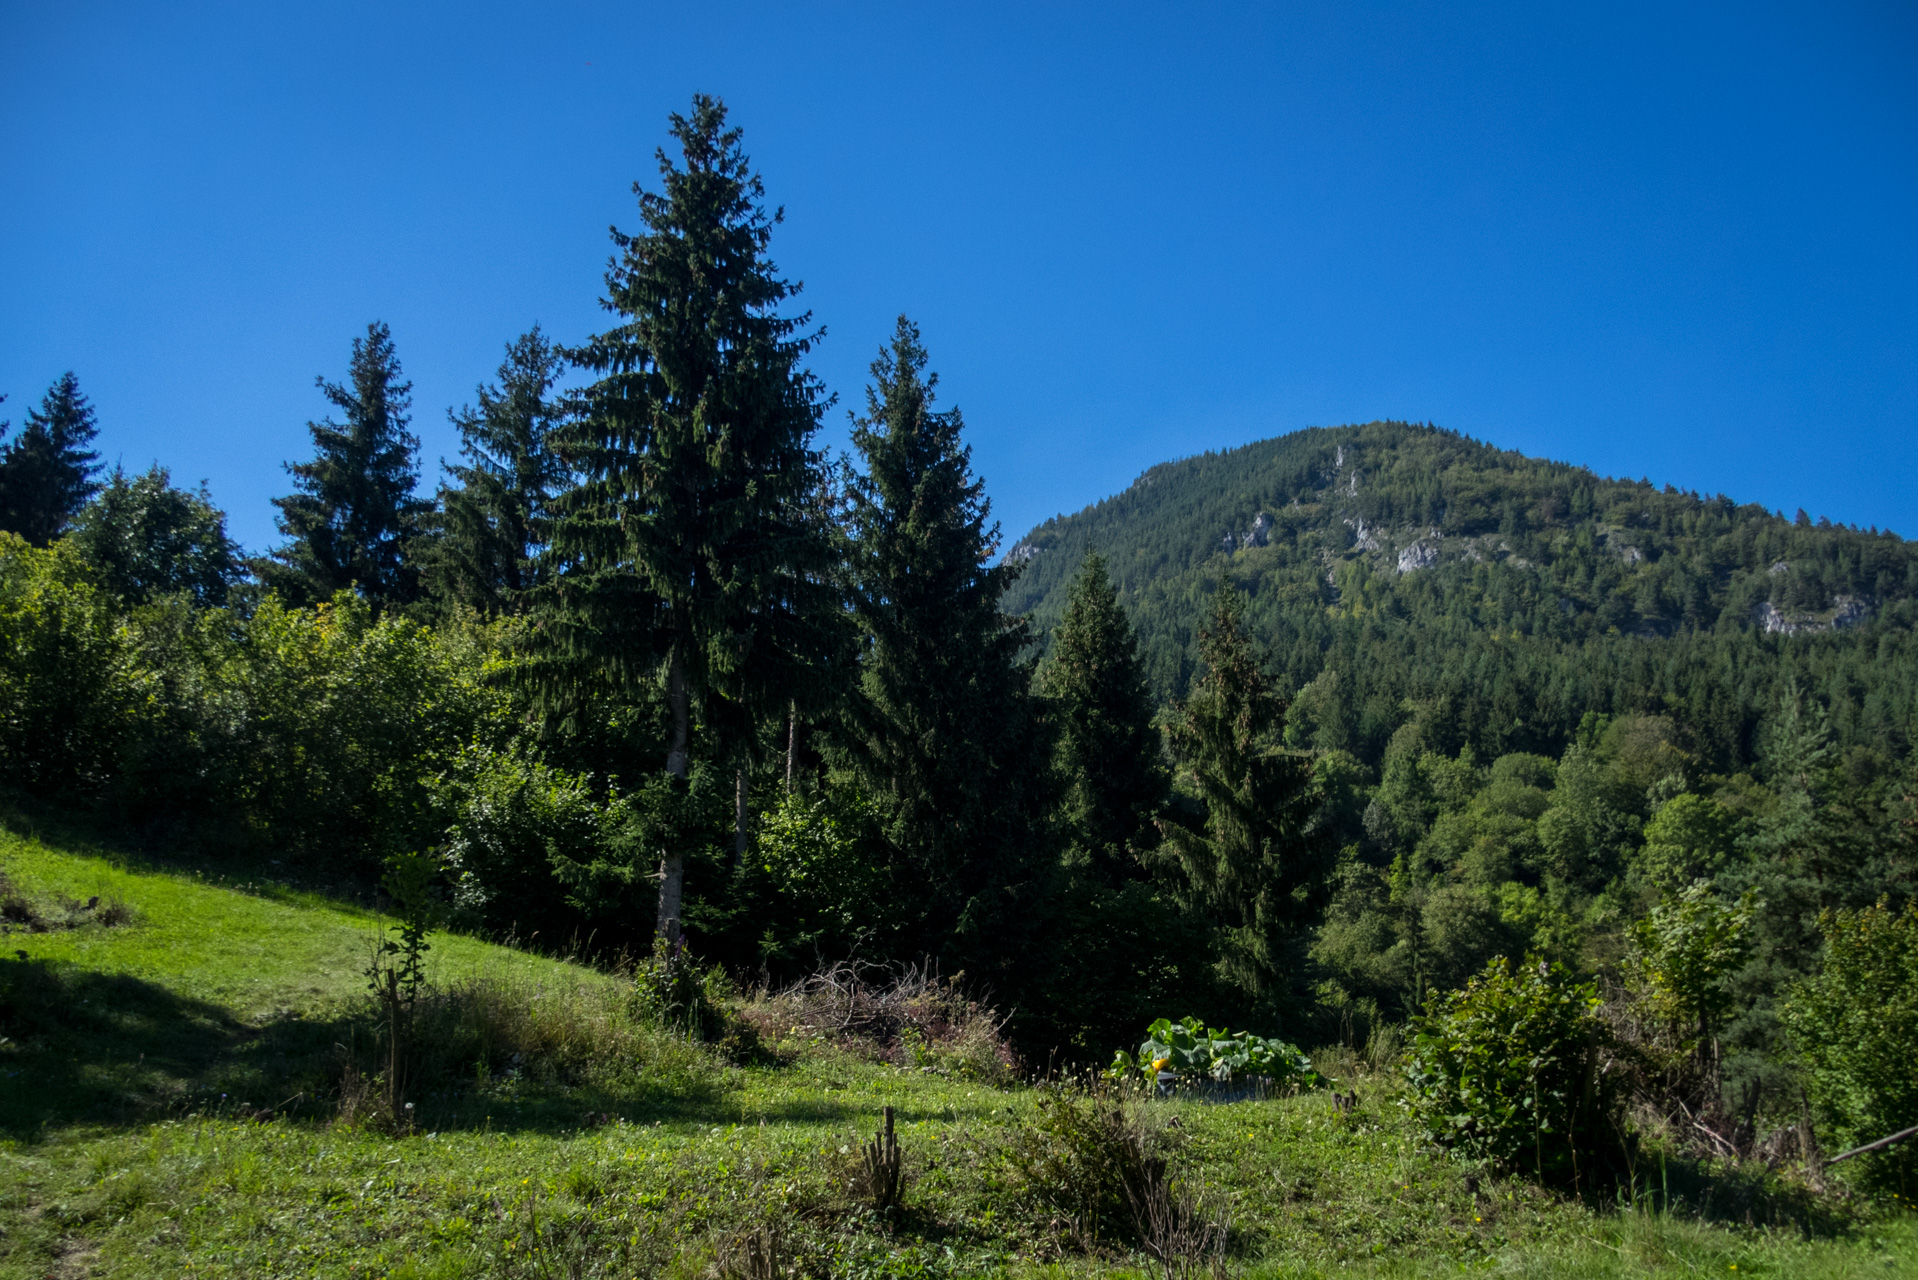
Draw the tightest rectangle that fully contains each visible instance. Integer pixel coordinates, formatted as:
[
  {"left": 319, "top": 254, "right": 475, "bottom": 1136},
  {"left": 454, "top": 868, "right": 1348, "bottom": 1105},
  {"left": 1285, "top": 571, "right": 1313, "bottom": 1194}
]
[
  {"left": 1041, "top": 551, "right": 1166, "bottom": 875},
  {"left": 549, "top": 90, "right": 837, "bottom": 720},
  {"left": 428, "top": 325, "right": 569, "bottom": 615},
  {"left": 267, "top": 321, "right": 429, "bottom": 608},
  {"left": 0, "top": 372, "right": 104, "bottom": 546},
  {"left": 848, "top": 317, "right": 1016, "bottom": 626}
]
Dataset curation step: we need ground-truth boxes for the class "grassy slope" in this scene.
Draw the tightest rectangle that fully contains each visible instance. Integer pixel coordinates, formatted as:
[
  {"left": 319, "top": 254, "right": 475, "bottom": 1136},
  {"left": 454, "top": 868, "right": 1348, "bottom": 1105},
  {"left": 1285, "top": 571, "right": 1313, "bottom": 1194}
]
[
  {"left": 3, "top": 833, "right": 576, "bottom": 1011},
  {"left": 3, "top": 833, "right": 1915, "bottom": 1279}
]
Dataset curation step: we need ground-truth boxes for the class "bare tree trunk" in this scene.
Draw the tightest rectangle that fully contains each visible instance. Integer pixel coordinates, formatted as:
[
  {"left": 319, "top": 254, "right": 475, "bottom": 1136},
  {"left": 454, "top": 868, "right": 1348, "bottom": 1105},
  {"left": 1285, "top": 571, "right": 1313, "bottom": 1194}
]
[
  {"left": 732, "top": 764, "right": 749, "bottom": 870},
  {"left": 657, "top": 648, "right": 690, "bottom": 943},
  {"left": 785, "top": 702, "right": 797, "bottom": 793}
]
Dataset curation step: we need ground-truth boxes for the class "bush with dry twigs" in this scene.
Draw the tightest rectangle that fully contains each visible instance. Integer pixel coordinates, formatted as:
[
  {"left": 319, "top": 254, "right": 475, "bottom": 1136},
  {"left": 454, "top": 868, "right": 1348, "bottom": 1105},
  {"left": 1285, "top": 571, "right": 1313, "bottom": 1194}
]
[{"left": 737, "top": 960, "right": 1018, "bottom": 1082}]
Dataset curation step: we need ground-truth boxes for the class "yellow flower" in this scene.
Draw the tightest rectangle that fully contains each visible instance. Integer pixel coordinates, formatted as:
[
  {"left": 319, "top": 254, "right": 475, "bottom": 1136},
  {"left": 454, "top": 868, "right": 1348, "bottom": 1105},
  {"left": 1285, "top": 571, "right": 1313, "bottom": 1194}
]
[{"left": 1151, "top": 1057, "right": 1171, "bottom": 1073}]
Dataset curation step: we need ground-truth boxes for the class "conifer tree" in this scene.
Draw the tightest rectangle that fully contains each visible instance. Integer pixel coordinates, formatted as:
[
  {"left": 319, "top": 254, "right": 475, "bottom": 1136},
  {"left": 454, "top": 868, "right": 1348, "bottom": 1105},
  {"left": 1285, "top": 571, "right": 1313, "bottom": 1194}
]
[
  {"left": 1040, "top": 551, "right": 1167, "bottom": 880},
  {"left": 265, "top": 322, "right": 429, "bottom": 608},
  {"left": 426, "top": 326, "right": 568, "bottom": 615},
  {"left": 1158, "top": 580, "right": 1332, "bottom": 1010},
  {"left": 0, "top": 373, "right": 103, "bottom": 546},
  {"left": 843, "top": 316, "right": 1055, "bottom": 968},
  {"left": 542, "top": 95, "right": 839, "bottom": 941}
]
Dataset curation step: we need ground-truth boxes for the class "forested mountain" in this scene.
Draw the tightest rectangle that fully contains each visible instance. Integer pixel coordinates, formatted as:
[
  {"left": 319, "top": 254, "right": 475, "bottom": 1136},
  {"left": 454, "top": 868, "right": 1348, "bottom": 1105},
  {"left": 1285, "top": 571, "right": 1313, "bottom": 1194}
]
[
  {"left": 1005, "top": 421, "right": 1918, "bottom": 771},
  {"left": 6, "top": 104, "right": 1916, "bottom": 1189}
]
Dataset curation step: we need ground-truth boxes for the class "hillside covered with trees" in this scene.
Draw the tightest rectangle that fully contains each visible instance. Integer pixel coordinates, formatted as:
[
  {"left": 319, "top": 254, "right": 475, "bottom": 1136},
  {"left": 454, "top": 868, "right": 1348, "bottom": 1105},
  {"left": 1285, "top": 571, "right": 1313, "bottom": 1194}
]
[
  {"left": 4, "top": 99, "right": 1917, "bottom": 1215},
  {"left": 1006, "top": 421, "right": 1918, "bottom": 774}
]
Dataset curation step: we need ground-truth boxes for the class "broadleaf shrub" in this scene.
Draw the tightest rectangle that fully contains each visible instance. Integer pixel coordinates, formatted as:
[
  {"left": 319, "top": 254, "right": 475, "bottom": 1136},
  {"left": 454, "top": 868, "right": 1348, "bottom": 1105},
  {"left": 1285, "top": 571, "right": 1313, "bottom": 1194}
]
[
  {"left": 0, "top": 533, "right": 148, "bottom": 793},
  {"left": 1786, "top": 900, "right": 1918, "bottom": 1195},
  {"left": 436, "top": 744, "right": 624, "bottom": 944},
  {"left": 1402, "top": 956, "right": 1623, "bottom": 1184}
]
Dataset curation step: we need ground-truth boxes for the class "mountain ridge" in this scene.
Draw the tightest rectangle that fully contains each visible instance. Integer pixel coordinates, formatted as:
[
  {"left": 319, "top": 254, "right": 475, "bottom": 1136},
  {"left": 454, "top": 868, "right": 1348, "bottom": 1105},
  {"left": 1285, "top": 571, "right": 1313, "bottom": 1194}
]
[{"left": 1002, "top": 421, "right": 1918, "bottom": 770}]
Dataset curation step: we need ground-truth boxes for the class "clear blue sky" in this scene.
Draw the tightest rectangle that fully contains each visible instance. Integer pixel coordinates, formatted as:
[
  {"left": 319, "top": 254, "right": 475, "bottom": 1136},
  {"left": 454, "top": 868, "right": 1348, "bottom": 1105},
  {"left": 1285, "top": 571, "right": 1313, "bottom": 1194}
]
[{"left": 3, "top": 1, "right": 1914, "bottom": 552}]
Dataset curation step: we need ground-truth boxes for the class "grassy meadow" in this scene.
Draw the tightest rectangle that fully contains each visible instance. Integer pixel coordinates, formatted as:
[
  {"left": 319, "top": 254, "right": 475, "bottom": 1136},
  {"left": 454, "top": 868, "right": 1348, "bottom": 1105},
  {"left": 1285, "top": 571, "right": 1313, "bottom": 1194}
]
[{"left": 2, "top": 824, "right": 1913, "bottom": 1279}]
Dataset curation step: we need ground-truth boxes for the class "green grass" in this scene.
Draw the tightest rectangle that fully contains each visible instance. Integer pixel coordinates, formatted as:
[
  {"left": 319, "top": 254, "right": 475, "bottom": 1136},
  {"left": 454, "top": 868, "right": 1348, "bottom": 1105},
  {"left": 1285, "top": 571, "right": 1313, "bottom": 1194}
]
[
  {"left": 2, "top": 831, "right": 584, "bottom": 1012},
  {"left": 2, "top": 827, "right": 1914, "bottom": 1278}
]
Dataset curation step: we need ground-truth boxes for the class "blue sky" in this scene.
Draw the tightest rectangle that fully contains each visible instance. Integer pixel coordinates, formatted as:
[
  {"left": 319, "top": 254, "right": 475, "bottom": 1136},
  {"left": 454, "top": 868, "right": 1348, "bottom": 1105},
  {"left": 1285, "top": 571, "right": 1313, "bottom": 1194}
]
[{"left": 2, "top": 1, "right": 1914, "bottom": 551}]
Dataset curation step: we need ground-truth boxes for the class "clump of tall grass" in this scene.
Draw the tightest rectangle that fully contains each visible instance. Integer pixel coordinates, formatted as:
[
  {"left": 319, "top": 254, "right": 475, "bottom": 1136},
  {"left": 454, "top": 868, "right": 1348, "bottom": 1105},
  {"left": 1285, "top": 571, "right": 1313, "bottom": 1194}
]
[
  {"left": 335, "top": 953, "right": 735, "bottom": 1129},
  {"left": 1001, "top": 1084, "right": 1228, "bottom": 1274},
  {"left": 423, "top": 964, "right": 721, "bottom": 1090}
]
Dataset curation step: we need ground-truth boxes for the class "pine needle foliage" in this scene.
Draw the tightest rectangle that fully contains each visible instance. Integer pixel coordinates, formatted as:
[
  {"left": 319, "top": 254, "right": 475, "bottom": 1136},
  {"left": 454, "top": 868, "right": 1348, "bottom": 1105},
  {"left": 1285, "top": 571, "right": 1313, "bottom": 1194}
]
[
  {"left": 0, "top": 372, "right": 103, "bottom": 546},
  {"left": 1040, "top": 551, "right": 1168, "bottom": 881},
  {"left": 842, "top": 316, "right": 1056, "bottom": 967},
  {"left": 540, "top": 94, "right": 838, "bottom": 937},
  {"left": 426, "top": 326, "right": 569, "bottom": 616},
  {"left": 1158, "top": 581, "right": 1334, "bottom": 1008},
  {"left": 265, "top": 321, "right": 430, "bottom": 609}
]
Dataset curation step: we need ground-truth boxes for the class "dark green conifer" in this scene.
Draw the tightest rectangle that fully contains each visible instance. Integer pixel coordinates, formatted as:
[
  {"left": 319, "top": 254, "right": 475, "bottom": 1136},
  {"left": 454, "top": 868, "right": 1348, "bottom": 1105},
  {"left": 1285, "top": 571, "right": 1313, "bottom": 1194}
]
[
  {"left": 67, "top": 465, "right": 240, "bottom": 606},
  {"left": 265, "top": 322, "right": 429, "bottom": 608},
  {"left": 0, "top": 373, "right": 103, "bottom": 545},
  {"left": 541, "top": 95, "right": 840, "bottom": 940},
  {"left": 843, "top": 316, "right": 1055, "bottom": 969},
  {"left": 426, "top": 326, "right": 568, "bottom": 615},
  {"left": 1040, "top": 551, "right": 1167, "bottom": 879},
  {"left": 1158, "top": 580, "right": 1333, "bottom": 1009}
]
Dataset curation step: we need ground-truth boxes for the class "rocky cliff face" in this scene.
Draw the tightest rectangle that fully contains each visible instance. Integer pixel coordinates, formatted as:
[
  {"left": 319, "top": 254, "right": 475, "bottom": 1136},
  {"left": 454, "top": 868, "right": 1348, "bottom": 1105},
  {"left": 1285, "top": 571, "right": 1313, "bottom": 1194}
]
[
  {"left": 1396, "top": 540, "right": 1439, "bottom": 573},
  {"left": 1755, "top": 595, "right": 1873, "bottom": 635}
]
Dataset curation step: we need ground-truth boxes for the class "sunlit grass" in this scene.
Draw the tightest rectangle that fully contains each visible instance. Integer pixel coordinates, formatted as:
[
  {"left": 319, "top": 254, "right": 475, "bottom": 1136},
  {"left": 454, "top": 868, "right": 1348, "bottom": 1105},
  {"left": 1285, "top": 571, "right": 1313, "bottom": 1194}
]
[{"left": 2, "top": 830, "right": 1913, "bottom": 1278}]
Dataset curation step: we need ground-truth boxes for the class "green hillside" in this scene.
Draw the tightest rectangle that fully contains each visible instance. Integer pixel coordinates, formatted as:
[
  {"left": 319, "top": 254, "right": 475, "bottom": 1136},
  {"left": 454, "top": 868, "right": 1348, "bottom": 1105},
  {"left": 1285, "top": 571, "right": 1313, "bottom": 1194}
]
[
  {"left": 1005, "top": 421, "right": 1918, "bottom": 768},
  {"left": 4, "top": 825, "right": 1913, "bottom": 1278}
]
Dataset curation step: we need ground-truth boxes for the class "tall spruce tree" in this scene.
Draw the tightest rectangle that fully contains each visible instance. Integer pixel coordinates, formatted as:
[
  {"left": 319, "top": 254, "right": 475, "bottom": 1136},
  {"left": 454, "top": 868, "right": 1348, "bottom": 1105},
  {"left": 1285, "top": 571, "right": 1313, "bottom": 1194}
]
[
  {"left": 1158, "top": 580, "right": 1333, "bottom": 1012},
  {"left": 426, "top": 326, "right": 569, "bottom": 615},
  {"left": 542, "top": 95, "right": 839, "bottom": 941},
  {"left": 843, "top": 316, "right": 1055, "bottom": 972},
  {"left": 1040, "top": 551, "right": 1167, "bottom": 880},
  {"left": 0, "top": 373, "right": 103, "bottom": 546},
  {"left": 265, "top": 321, "right": 429, "bottom": 608}
]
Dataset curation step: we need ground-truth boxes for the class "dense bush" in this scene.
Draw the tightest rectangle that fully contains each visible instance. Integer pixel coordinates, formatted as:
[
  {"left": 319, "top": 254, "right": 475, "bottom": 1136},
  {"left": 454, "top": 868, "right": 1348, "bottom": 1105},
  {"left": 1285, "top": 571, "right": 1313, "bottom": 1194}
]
[
  {"left": 437, "top": 744, "right": 625, "bottom": 944},
  {"left": 1628, "top": 881, "right": 1758, "bottom": 1054},
  {"left": 0, "top": 548, "right": 509, "bottom": 871},
  {"left": 628, "top": 934, "right": 751, "bottom": 1053},
  {"left": 1786, "top": 901, "right": 1918, "bottom": 1194},
  {"left": 0, "top": 534, "right": 147, "bottom": 792},
  {"left": 216, "top": 594, "right": 504, "bottom": 865},
  {"left": 754, "top": 787, "right": 889, "bottom": 960},
  {"left": 1402, "top": 957, "right": 1624, "bottom": 1185}
]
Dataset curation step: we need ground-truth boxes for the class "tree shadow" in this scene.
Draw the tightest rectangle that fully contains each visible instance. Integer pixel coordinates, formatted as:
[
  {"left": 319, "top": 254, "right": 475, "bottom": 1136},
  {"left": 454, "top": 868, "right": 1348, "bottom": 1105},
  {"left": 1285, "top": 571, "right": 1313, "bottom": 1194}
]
[
  {"left": 1592, "top": 1150, "right": 1854, "bottom": 1239},
  {"left": 743, "top": 1098, "right": 1006, "bottom": 1128},
  {"left": 0, "top": 957, "right": 735, "bottom": 1139},
  {"left": 0, "top": 792, "right": 383, "bottom": 918}
]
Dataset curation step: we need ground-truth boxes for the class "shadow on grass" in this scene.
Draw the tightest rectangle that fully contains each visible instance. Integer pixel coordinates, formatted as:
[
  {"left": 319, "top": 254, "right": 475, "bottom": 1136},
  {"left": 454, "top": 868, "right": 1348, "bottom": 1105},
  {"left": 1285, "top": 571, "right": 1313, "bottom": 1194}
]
[
  {"left": 745, "top": 1098, "right": 1009, "bottom": 1128},
  {"left": 0, "top": 790, "right": 383, "bottom": 918},
  {"left": 1598, "top": 1150, "right": 1855, "bottom": 1238},
  {"left": 0, "top": 956, "right": 737, "bottom": 1140}
]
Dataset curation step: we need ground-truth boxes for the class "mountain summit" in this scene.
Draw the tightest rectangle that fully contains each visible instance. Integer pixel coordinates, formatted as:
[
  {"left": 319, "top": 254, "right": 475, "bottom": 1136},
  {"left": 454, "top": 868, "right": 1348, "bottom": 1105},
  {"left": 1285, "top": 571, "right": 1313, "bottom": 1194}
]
[{"left": 1005, "top": 421, "right": 1918, "bottom": 769}]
